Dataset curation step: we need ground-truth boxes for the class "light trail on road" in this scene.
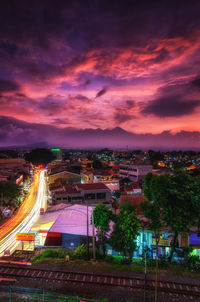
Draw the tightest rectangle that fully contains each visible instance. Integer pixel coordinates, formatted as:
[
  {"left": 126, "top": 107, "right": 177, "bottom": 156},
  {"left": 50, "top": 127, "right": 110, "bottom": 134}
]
[{"left": 0, "top": 170, "right": 46, "bottom": 256}]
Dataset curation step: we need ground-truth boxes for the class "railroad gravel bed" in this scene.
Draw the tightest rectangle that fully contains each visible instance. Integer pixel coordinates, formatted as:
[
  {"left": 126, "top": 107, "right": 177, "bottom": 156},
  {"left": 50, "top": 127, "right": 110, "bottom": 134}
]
[
  {"left": 1, "top": 262, "right": 200, "bottom": 301},
  {"left": 32, "top": 261, "right": 200, "bottom": 285},
  {"left": 10, "top": 277, "right": 200, "bottom": 302}
]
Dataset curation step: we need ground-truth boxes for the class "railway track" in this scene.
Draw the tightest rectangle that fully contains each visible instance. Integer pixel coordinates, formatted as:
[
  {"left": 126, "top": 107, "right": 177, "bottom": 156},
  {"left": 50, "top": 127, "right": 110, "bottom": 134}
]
[{"left": 0, "top": 264, "right": 199, "bottom": 298}]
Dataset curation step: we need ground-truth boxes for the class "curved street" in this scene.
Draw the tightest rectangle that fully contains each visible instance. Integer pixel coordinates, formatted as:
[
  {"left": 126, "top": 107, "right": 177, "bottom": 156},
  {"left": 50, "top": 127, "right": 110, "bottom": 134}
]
[{"left": 0, "top": 170, "right": 46, "bottom": 256}]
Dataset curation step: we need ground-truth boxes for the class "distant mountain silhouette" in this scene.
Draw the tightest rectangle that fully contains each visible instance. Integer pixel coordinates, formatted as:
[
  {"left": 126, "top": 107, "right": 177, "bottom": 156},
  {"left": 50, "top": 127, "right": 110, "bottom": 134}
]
[{"left": 0, "top": 116, "right": 200, "bottom": 150}]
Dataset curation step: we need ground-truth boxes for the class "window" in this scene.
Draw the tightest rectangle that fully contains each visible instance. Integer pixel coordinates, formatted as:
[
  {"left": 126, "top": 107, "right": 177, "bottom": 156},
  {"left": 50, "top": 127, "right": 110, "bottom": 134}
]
[
  {"left": 96, "top": 192, "right": 106, "bottom": 199},
  {"left": 84, "top": 193, "right": 95, "bottom": 200}
]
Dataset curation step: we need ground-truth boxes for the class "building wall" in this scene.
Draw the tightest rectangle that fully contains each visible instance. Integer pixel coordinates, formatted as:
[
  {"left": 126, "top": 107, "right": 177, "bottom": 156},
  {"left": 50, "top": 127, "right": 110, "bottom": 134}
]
[
  {"left": 62, "top": 233, "right": 93, "bottom": 248},
  {"left": 119, "top": 164, "right": 152, "bottom": 182},
  {"left": 54, "top": 188, "right": 110, "bottom": 205}
]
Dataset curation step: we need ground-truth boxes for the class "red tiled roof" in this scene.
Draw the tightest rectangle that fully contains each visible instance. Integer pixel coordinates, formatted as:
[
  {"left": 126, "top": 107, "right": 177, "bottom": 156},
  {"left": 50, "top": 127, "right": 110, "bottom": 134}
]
[
  {"left": 76, "top": 183, "right": 109, "bottom": 191},
  {"left": 93, "top": 170, "right": 111, "bottom": 176},
  {"left": 120, "top": 195, "right": 145, "bottom": 214},
  {"left": 124, "top": 183, "right": 141, "bottom": 191}
]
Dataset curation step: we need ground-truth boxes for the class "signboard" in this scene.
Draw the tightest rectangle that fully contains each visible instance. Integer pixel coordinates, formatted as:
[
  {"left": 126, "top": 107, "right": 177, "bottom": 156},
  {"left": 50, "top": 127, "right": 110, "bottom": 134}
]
[
  {"left": 180, "top": 233, "right": 189, "bottom": 247},
  {"left": 152, "top": 238, "right": 169, "bottom": 246},
  {"left": 16, "top": 233, "right": 35, "bottom": 241}
]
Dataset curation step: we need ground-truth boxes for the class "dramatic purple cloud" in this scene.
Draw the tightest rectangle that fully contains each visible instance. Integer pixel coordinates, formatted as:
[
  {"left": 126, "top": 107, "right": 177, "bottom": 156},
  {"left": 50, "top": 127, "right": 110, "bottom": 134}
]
[{"left": 0, "top": 0, "right": 200, "bottom": 148}]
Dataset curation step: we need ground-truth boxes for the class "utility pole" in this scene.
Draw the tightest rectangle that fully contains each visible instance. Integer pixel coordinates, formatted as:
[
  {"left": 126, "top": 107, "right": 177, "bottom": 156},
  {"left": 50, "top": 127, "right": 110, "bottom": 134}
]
[
  {"left": 92, "top": 210, "right": 96, "bottom": 260},
  {"left": 86, "top": 201, "right": 89, "bottom": 260},
  {"left": 144, "top": 251, "right": 147, "bottom": 302},
  {"left": 155, "top": 236, "right": 159, "bottom": 302}
]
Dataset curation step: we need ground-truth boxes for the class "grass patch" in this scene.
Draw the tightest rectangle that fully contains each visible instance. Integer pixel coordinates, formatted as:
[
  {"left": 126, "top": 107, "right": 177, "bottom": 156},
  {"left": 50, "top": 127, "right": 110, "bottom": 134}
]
[{"left": 31, "top": 248, "right": 200, "bottom": 279}]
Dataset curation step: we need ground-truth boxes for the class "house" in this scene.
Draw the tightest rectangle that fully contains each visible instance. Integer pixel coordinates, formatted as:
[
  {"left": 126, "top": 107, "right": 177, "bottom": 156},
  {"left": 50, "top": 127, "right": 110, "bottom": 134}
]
[
  {"left": 119, "top": 164, "right": 152, "bottom": 182},
  {"left": 52, "top": 183, "right": 111, "bottom": 205}
]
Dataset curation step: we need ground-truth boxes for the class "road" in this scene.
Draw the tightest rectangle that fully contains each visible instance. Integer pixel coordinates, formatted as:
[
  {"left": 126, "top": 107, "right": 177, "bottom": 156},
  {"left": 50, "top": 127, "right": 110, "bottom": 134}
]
[{"left": 0, "top": 170, "right": 46, "bottom": 256}]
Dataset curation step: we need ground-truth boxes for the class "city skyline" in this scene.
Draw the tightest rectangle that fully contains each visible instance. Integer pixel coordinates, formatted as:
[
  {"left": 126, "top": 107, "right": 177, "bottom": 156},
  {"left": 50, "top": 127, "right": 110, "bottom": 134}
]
[{"left": 1, "top": 0, "right": 200, "bottom": 148}]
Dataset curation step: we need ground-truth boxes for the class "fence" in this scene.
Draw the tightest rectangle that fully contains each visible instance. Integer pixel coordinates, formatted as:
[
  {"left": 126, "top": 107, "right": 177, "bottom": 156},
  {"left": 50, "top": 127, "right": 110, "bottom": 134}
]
[{"left": 0, "top": 286, "right": 89, "bottom": 302}]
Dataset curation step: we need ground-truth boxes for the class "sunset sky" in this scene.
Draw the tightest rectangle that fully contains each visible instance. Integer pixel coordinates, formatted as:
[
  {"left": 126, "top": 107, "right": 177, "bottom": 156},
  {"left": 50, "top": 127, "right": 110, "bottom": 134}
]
[{"left": 1, "top": 0, "right": 200, "bottom": 149}]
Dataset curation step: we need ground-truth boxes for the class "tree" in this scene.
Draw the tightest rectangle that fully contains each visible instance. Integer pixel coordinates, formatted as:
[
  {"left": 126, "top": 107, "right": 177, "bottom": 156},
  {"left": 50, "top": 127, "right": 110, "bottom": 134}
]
[
  {"left": 161, "top": 170, "right": 200, "bottom": 262},
  {"left": 25, "top": 148, "right": 55, "bottom": 166},
  {"left": 148, "top": 150, "right": 164, "bottom": 167},
  {"left": 110, "top": 203, "right": 140, "bottom": 261},
  {"left": 119, "top": 177, "right": 131, "bottom": 191},
  {"left": 141, "top": 171, "right": 200, "bottom": 263},
  {"left": 141, "top": 172, "right": 168, "bottom": 302},
  {"left": 92, "top": 203, "right": 112, "bottom": 256},
  {"left": 93, "top": 160, "right": 102, "bottom": 170},
  {"left": 0, "top": 182, "right": 21, "bottom": 207}
]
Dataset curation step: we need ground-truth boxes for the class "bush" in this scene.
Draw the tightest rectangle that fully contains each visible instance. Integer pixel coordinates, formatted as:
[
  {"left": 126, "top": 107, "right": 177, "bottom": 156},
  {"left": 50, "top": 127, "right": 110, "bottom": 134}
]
[
  {"left": 104, "top": 255, "right": 114, "bottom": 263},
  {"left": 175, "top": 247, "right": 193, "bottom": 261},
  {"left": 185, "top": 255, "right": 200, "bottom": 272},
  {"left": 31, "top": 248, "right": 58, "bottom": 262},
  {"left": 57, "top": 247, "right": 68, "bottom": 259},
  {"left": 158, "top": 257, "right": 170, "bottom": 268},
  {"left": 120, "top": 258, "right": 132, "bottom": 264},
  {"left": 74, "top": 244, "right": 87, "bottom": 259}
]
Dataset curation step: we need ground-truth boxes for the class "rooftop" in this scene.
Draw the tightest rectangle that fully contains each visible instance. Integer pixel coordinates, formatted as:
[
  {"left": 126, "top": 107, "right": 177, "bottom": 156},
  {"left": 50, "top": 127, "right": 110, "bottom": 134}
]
[{"left": 76, "top": 183, "right": 109, "bottom": 191}]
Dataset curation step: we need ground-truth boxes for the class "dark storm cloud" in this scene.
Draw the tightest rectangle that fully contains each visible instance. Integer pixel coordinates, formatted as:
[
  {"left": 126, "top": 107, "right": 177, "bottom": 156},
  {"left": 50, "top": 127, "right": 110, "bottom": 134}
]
[
  {"left": 0, "top": 0, "right": 200, "bottom": 79},
  {"left": 190, "top": 76, "right": 200, "bottom": 89},
  {"left": 74, "top": 94, "right": 92, "bottom": 102},
  {"left": 38, "top": 95, "right": 66, "bottom": 115},
  {"left": 114, "top": 113, "right": 133, "bottom": 123},
  {"left": 0, "top": 79, "right": 20, "bottom": 92},
  {"left": 1, "top": 0, "right": 200, "bottom": 142},
  {"left": 126, "top": 100, "right": 135, "bottom": 108},
  {"left": 142, "top": 95, "right": 200, "bottom": 117},
  {"left": 95, "top": 87, "right": 108, "bottom": 98},
  {"left": 114, "top": 100, "right": 135, "bottom": 124}
]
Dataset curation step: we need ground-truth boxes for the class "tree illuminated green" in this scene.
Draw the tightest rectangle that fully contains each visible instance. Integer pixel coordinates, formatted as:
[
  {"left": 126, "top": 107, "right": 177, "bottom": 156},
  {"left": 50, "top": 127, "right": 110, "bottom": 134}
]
[
  {"left": 92, "top": 203, "right": 112, "bottom": 256},
  {"left": 161, "top": 170, "right": 200, "bottom": 261},
  {"left": 141, "top": 172, "right": 168, "bottom": 302},
  {"left": 110, "top": 203, "right": 140, "bottom": 261},
  {"left": 142, "top": 171, "right": 200, "bottom": 263}
]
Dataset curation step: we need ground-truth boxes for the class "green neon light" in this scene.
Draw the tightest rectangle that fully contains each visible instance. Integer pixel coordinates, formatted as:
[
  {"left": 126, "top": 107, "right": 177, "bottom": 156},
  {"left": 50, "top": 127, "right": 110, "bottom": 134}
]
[{"left": 51, "top": 148, "right": 61, "bottom": 152}]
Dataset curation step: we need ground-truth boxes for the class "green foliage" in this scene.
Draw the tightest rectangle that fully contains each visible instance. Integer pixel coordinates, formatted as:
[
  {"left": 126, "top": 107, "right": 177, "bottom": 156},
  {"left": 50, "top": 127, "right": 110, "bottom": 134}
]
[
  {"left": 185, "top": 255, "right": 200, "bottom": 272},
  {"left": 104, "top": 255, "right": 115, "bottom": 263},
  {"left": 73, "top": 244, "right": 87, "bottom": 259},
  {"left": 113, "top": 190, "right": 120, "bottom": 199},
  {"left": 141, "top": 173, "right": 165, "bottom": 236},
  {"left": 110, "top": 203, "right": 140, "bottom": 261},
  {"left": 32, "top": 246, "right": 89, "bottom": 263},
  {"left": 175, "top": 247, "right": 193, "bottom": 261},
  {"left": 31, "top": 248, "right": 58, "bottom": 262},
  {"left": 142, "top": 170, "right": 200, "bottom": 261},
  {"left": 25, "top": 148, "right": 55, "bottom": 166},
  {"left": 93, "top": 203, "right": 112, "bottom": 256},
  {"left": 57, "top": 247, "right": 69, "bottom": 259},
  {"left": 0, "top": 182, "right": 21, "bottom": 206}
]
